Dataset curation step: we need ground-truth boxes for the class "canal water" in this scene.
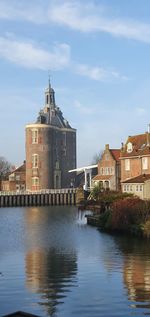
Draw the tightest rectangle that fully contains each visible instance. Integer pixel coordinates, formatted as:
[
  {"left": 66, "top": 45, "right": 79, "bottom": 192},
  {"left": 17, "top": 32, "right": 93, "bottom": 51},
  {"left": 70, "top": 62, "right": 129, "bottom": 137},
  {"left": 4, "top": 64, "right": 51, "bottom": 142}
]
[{"left": 0, "top": 206, "right": 150, "bottom": 317}]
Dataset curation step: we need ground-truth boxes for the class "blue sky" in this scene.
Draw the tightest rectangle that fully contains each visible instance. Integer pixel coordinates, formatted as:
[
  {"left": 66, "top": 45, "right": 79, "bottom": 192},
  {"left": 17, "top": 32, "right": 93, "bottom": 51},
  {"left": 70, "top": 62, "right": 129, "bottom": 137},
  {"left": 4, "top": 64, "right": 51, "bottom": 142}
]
[{"left": 1, "top": 0, "right": 150, "bottom": 167}]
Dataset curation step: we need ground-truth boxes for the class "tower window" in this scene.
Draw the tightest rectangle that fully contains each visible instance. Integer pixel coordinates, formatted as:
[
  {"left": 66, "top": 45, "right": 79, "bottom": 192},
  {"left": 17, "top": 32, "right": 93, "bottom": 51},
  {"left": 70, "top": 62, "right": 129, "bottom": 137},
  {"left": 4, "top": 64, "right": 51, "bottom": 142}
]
[
  {"left": 32, "top": 154, "right": 39, "bottom": 168},
  {"left": 50, "top": 95, "right": 53, "bottom": 104},
  {"left": 46, "top": 95, "right": 49, "bottom": 104},
  {"left": 32, "top": 177, "right": 39, "bottom": 186},
  {"left": 32, "top": 129, "right": 38, "bottom": 144}
]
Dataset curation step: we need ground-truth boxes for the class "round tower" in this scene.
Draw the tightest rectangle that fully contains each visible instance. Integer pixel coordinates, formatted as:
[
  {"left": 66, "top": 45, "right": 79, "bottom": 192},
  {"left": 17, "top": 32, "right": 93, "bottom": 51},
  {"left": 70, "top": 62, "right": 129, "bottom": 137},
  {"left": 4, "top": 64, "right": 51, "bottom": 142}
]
[
  {"left": 25, "top": 81, "right": 76, "bottom": 191},
  {"left": 26, "top": 124, "right": 53, "bottom": 191}
]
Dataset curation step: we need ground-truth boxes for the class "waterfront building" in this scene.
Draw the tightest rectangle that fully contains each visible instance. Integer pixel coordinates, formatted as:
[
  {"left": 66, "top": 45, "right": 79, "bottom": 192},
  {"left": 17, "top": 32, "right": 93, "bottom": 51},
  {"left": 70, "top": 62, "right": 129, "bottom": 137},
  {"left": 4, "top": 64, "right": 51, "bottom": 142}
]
[
  {"left": 122, "top": 174, "right": 150, "bottom": 199},
  {"left": 93, "top": 144, "right": 121, "bottom": 191},
  {"left": 1, "top": 162, "right": 26, "bottom": 192},
  {"left": 120, "top": 126, "right": 150, "bottom": 198},
  {"left": 25, "top": 81, "right": 76, "bottom": 191}
]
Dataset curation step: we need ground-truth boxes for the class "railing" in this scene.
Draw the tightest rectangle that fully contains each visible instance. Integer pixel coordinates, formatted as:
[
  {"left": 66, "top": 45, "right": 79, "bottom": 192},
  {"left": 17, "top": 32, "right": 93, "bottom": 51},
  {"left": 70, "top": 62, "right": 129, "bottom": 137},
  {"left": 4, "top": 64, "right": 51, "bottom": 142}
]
[{"left": 0, "top": 188, "right": 77, "bottom": 196}]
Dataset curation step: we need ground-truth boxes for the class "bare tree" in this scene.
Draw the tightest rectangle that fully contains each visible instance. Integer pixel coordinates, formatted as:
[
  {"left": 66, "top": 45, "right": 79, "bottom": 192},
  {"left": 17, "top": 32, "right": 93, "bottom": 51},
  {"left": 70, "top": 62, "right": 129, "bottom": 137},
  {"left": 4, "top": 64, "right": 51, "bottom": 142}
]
[
  {"left": 91, "top": 151, "right": 103, "bottom": 164},
  {"left": 0, "top": 157, "right": 13, "bottom": 180}
]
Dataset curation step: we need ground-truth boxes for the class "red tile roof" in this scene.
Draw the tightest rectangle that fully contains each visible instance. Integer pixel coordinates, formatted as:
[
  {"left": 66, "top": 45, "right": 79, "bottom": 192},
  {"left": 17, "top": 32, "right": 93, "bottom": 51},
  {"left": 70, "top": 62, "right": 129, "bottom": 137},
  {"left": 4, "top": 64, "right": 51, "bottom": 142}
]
[
  {"left": 110, "top": 149, "right": 120, "bottom": 161},
  {"left": 121, "top": 133, "right": 150, "bottom": 158},
  {"left": 93, "top": 175, "right": 113, "bottom": 181},
  {"left": 122, "top": 174, "right": 150, "bottom": 184}
]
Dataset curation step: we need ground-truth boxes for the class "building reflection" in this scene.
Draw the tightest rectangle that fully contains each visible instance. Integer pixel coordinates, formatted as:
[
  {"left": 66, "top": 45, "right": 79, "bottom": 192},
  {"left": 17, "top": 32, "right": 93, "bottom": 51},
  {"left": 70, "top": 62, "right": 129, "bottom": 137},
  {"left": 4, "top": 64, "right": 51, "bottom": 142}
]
[
  {"left": 123, "top": 255, "right": 150, "bottom": 305},
  {"left": 25, "top": 207, "right": 77, "bottom": 316},
  {"left": 115, "top": 237, "right": 150, "bottom": 308}
]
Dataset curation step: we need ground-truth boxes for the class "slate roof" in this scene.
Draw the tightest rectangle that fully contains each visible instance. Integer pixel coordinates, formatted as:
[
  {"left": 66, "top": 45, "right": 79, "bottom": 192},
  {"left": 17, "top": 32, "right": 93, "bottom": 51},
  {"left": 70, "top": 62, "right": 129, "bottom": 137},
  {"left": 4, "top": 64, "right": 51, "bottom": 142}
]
[
  {"left": 122, "top": 174, "right": 150, "bottom": 184},
  {"left": 120, "top": 133, "right": 150, "bottom": 158}
]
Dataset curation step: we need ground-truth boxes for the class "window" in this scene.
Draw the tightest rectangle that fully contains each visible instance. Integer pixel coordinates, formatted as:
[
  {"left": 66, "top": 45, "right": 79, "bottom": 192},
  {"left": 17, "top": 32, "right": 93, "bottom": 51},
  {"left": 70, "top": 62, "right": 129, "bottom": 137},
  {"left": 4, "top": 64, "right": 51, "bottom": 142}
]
[
  {"left": 56, "top": 160, "right": 60, "bottom": 169},
  {"left": 139, "top": 185, "right": 143, "bottom": 192},
  {"left": 142, "top": 157, "right": 148, "bottom": 170},
  {"left": 125, "top": 159, "right": 130, "bottom": 171},
  {"left": 105, "top": 154, "right": 109, "bottom": 161},
  {"left": 136, "top": 185, "right": 139, "bottom": 191},
  {"left": 32, "top": 154, "right": 39, "bottom": 168},
  {"left": 9, "top": 173, "right": 15, "bottom": 181},
  {"left": 127, "top": 185, "right": 129, "bottom": 191},
  {"left": 32, "top": 177, "right": 39, "bottom": 186},
  {"left": 101, "top": 168, "right": 104, "bottom": 175},
  {"left": 130, "top": 185, "right": 132, "bottom": 191},
  {"left": 127, "top": 142, "right": 133, "bottom": 153},
  {"left": 32, "top": 129, "right": 38, "bottom": 144},
  {"left": 16, "top": 175, "right": 20, "bottom": 181},
  {"left": 110, "top": 167, "right": 114, "bottom": 175},
  {"left": 105, "top": 167, "right": 108, "bottom": 175},
  {"left": 124, "top": 185, "right": 126, "bottom": 191}
]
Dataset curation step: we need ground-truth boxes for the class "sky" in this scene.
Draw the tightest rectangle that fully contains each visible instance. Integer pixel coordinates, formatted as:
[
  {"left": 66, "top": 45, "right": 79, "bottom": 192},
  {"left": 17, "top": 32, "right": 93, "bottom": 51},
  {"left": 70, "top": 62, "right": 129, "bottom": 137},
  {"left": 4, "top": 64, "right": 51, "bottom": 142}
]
[{"left": 1, "top": 0, "right": 150, "bottom": 167}]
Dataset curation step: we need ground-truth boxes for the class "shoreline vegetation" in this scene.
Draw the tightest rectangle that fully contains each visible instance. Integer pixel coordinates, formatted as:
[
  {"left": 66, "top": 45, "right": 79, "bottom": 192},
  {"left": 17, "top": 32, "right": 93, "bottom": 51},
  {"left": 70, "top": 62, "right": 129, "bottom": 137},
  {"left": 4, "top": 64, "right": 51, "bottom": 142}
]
[{"left": 78, "top": 185, "right": 150, "bottom": 238}]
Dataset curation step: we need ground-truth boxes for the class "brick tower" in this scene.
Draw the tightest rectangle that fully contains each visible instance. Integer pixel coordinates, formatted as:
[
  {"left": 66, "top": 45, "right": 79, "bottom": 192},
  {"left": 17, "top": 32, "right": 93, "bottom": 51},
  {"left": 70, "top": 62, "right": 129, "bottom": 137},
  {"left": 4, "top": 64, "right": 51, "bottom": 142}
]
[{"left": 25, "top": 81, "right": 76, "bottom": 191}]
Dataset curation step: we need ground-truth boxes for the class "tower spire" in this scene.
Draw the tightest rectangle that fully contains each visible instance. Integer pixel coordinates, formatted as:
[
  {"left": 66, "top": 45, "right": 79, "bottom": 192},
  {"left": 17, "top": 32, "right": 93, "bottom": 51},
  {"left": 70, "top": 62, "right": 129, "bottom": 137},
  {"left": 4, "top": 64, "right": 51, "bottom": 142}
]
[{"left": 48, "top": 71, "right": 51, "bottom": 90}]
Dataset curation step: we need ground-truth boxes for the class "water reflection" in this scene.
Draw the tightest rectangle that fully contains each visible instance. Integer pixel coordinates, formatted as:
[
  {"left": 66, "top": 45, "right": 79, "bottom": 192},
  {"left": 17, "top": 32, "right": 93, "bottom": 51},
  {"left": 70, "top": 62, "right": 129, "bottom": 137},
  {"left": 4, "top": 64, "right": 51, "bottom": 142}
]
[
  {"left": 26, "top": 248, "right": 77, "bottom": 316},
  {"left": 114, "top": 236, "right": 150, "bottom": 311},
  {"left": 25, "top": 207, "right": 77, "bottom": 316}
]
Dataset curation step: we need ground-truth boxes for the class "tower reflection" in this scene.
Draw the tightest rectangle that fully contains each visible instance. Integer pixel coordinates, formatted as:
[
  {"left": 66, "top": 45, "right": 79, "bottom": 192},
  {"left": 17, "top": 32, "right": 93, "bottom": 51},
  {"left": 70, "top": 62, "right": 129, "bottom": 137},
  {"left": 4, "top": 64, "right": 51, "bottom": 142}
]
[{"left": 25, "top": 207, "right": 77, "bottom": 316}]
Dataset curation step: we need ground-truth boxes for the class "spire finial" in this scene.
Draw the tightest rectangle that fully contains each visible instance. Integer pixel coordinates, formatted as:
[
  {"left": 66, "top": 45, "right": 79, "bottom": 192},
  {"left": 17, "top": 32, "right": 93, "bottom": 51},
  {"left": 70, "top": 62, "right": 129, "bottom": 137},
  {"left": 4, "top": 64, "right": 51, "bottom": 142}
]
[{"left": 48, "top": 70, "right": 51, "bottom": 89}]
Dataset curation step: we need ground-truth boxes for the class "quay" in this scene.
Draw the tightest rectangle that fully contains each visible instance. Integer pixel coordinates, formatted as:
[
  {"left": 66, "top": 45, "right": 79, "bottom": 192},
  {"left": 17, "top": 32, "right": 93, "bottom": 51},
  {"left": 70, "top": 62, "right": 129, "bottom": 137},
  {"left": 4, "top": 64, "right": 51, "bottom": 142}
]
[{"left": 0, "top": 189, "right": 76, "bottom": 207}]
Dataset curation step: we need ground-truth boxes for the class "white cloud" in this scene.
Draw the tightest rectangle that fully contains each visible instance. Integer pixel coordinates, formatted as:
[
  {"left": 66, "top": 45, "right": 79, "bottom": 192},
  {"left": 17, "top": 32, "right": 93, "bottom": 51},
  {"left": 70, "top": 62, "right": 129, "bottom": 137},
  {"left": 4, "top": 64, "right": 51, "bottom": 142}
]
[
  {"left": 1, "top": 1, "right": 150, "bottom": 43},
  {"left": 0, "top": 36, "right": 70, "bottom": 70},
  {"left": 74, "top": 63, "right": 128, "bottom": 81},
  {"left": 0, "top": 0, "right": 46, "bottom": 24},
  {"left": 0, "top": 35, "right": 127, "bottom": 81},
  {"left": 49, "top": 1, "right": 150, "bottom": 43}
]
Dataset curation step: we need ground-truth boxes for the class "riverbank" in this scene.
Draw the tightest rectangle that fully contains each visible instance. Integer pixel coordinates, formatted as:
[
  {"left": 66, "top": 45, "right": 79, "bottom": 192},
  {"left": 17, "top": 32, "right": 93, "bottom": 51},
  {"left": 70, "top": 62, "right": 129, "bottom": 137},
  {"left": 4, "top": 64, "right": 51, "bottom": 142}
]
[{"left": 84, "top": 194, "right": 150, "bottom": 238}]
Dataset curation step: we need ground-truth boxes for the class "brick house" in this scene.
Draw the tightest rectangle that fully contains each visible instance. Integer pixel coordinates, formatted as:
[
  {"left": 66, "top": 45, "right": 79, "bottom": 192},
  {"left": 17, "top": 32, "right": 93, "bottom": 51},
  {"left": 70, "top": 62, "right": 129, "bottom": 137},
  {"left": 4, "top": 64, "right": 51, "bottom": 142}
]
[
  {"left": 120, "top": 131, "right": 150, "bottom": 181},
  {"left": 120, "top": 129, "right": 150, "bottom": 198},
  {"left": 1, "top": 162, "right": 26, "bottom": 192},
  {"left": 93, "top": 144, "right": 121, "bottom": 191}
]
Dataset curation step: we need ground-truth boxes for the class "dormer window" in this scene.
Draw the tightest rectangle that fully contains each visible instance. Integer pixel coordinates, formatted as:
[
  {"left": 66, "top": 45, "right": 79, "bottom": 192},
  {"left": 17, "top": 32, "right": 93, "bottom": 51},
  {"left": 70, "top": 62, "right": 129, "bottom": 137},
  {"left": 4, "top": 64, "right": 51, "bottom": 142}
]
[{"left": 127, "top": 142, "right": 133, "bottom": 153}]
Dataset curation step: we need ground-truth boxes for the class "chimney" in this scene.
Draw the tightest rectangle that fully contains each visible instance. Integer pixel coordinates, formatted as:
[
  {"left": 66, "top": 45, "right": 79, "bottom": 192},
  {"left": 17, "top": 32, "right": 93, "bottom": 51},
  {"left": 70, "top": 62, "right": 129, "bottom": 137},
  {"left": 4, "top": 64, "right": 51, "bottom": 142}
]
[
  {"left": 105, "top": 144, "right": 109, "bottom": 151},
  {"left": 121, "top": 142, "right": 124, "bottom": 151},
  {"left": 146, "top": 124, "right": 150, "bottom": 146}
]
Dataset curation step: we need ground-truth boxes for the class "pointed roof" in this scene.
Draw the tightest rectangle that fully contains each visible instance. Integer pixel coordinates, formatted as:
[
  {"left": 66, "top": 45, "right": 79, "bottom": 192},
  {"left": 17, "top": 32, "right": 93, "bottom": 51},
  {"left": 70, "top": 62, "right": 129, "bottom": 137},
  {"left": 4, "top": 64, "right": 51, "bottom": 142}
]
[{"left": 110, "top": 149, "right": 120, "bottom": 161}]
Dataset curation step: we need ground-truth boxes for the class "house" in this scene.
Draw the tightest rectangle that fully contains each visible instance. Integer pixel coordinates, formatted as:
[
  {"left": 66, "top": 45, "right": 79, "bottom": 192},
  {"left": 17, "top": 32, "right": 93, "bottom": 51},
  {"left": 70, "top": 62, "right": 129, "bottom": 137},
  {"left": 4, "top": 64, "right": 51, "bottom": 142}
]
[
  {"left": 122, "top": 174, "right": 150, "bottom": 199},
  {"left": 93, "top": 144, "right": 121, "bottom": 191},
  {"left": 120, "top": 129, "right": 150, "bottom": 182},
  {"left": 1, "top": 162, "right": 26, "bottom": 192},
  {"left": 120, "top": 127, "right": 150, "bottom": 199}
]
